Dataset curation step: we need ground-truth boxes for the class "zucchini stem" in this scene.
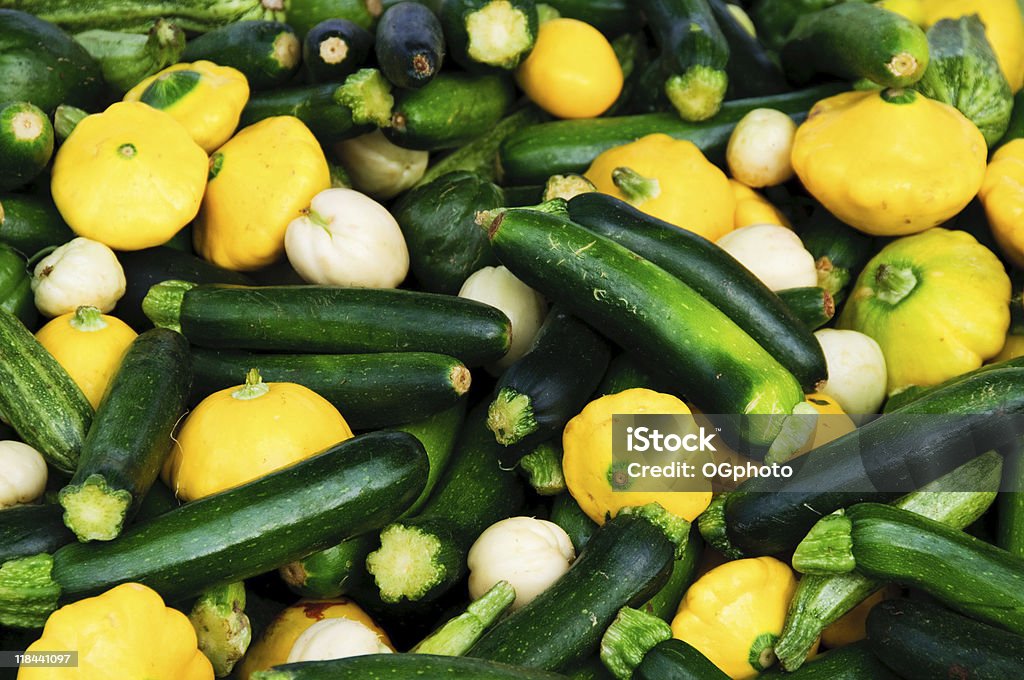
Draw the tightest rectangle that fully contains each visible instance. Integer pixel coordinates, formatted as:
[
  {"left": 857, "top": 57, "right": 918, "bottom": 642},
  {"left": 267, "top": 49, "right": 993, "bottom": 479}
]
[
  {"left": 68, "top": 305, "right": 108, "bottom": 332},
  {"left": 620, "top": 503, "right": 691, "bottom": 558},
  {"left": 412, "top": 580, "right": 516, "bottom": 655},
  {"left": 365, "top": 522, "right": 462, "bottom": 603},
  {"left": 142, "top": 279, "right": 197, "bottom": 333},
  {"left": 519, "top": 442, "right": 566, "bottom": 495},
  {"left": 57, "top": 473, "right": 132, "bottom": 542},
  {"left": 189, "top": 581, "right": 251, "bottom": 677},
  {"left": 791, "top": 512, "right": 856, "bottom": 575},
  {"left": 764, "top": 401, "right": 819, "bottom": 465},
  {"left": 697, "top": 492, "right": 744, "bottom": 559},
  {"left": 0, "top": 554, "right": 61, "bottom": 629},
  {"left": 487, "top": 387, "right": 539, "bottom": 445},
  {"left": 664, "top": 65, "right": 728, "bottom": 122},
  {"left": 600, "top": 606, "right": 672, "bottom": 680},
  {"left": 748, "top": 631, "right": 779, "bottom": 672},
  {"left": 337, "top": 68, "right": 395, "bottom": 128}
]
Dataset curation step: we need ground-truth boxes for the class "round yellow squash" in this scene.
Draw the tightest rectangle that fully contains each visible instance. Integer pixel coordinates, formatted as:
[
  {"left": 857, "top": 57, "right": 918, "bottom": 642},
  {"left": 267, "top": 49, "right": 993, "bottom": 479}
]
[
  {"left": 730, "top": 180, "right": 791, "bottom": 229},
  {"left": 162, "top": 369, "right": 352, "bottom": 501},
  {"left": 50, "top": 101, "right": 207, "bottom": 251},
  {"left": 920, "top": 0, "right": 1024, "bottom": 92},
  {"left": 979, "top": 138, "right": 1024, "bottom": 268},
  {"left": 35, "top": 306, "right": 137, "bottom": 409},
  {"left": 791, "top": 88, "right": 986, "bottom": 237}
]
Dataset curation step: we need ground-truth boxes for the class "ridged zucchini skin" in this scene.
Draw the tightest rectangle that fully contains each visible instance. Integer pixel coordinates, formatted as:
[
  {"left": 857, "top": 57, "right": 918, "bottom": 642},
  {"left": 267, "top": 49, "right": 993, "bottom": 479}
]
[
  {"left": 633, "top": 639, "right": 730, "bottom": 680},
  {"left": 0, "top": 193, "right": 75, "bottom": 257},
  {"left": 252, "top": 654, "right": 570, "bottom": 680},
  {"left": 761, "top": 641, "right": 899, "bottom": 679},
  {"left": 181, "top": 20, "right": 301, "bottom": 90},
  {"left": 567, "top": 193, "right": 826, "bottom": 392},
  {"left": 865, "top": 599, "right": 1024, "bottom": 680},
  {"left": 0, "top": 505, "right": 75, "bottom": 563},
  {"left": 467, "top": 514, "right": 674, "bottom": 671},
  {"left": 0, "top": 309, "right": 92, "bottom": 474},
  {"left": 303, "top": 19, "right": 374, "bottom": 83},
  {"left": 375, "top": 2, "right": 445, "bottom": 88},
  {"left": 144, "top": 283, "right": 512, "bottom": 367},
  {"left": 0, "top": 0, "right": 287, "bottom": 33}
]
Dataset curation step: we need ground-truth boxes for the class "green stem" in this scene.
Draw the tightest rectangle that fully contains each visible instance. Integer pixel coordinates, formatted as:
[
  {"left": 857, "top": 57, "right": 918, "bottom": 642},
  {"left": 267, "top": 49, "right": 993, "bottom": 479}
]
[
  {"left": 600, "top": 607, "right": 672, "bottom": 680},
  {"left": 337, "top": 68, "right": 394, "bottom": 128},
  {"left": 0, "top": 554, "right": 61, "bottom": 629},
  {"left": 53, "top": 104, "right": 88, "bottom": 141},
  {"left": 791, "top": 512, "right": 856, "bottom": 575},
  {"left": 664, "top": 65, "right": 728, "bottom": 122},
  {"left": 231, "top": 368, "right": 270, "bottom": 401},
  {"left": 611, "top": 167, "right": 660, "bottom": 204},
  {"left": 696, "top": 493, "right": 744, "bottom": 559},
  {"left": 880, "top": 87, "right": 918, "bottom": 104},
  {"left": 620, "top": 503, "right": 691, "bottom": 558},
  {"left": 748, "top": 632, "right": 779, "bottom": 672},
  {"left": 487, "top": 387, "right": 539, "bottom": 446},
  {"left": 142, "top": 279, "right": 196, "bottom": 333},
  {"left": 520, "top": 442, "right": 566, "bottom": 496},
  {"left": 189, "top": 581, "right": 250, "bottom": 678},
  {"left": 68, "top": 305, "right": 108, "bottom": 332},
  {"left": 57, "top": 473, "right": 132, "bottom": 542},
  {"left": 873, "top": 263, "right": 918, "bottom": 305},
  {"left": 412, "top": 580, "right": 516, "bottom": 655}
]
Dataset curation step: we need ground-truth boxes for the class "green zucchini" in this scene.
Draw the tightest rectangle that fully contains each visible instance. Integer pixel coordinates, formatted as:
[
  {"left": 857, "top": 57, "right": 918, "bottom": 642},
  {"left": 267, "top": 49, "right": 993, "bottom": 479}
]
[
  {"left": 190, "top": 348, "right": 471, "bottom": 429},
  {"left": 253, "top": 654, "right": 570, "bottom": 680},
  {"left": 540, "top": 0, "right": 642, "bottom": 36},
  {"left": 0, "top": 0, "right": 286, "bottom": 33},
  {"left": 0, "top": 193, "right": 75, "bottom": 257},
  {"left": 549, "top": 492, "right": 598, "bottom": 553},
  {"left": 1000, "top": 448, "right": 1024, "bottom": 557},
  {"left": 776, "top": 287, "right": 834, "bottom": 331},
  {"left": 882, "top": 355, "right": 1024, "bottom": 413},
  {"left": 0, "top": 243, "right": 35, "bottom": 328},
  {"left": 143, "top": 281, "right": 512, "bottom": 367},
  {"left": 865, "top": 598, "right": 1024, "bottom": 680},
  {"left": 181, "top": 20, "right": 301, "bottom": 91},
  {"left": 133, "top": 479, "right": 180, "bottom": 524},
  {"left": 189, "top": 581, "right": 250, "bottom": 677},
  {"left": 698, "top": 366, "right": 1024, "bottom": 558},
  {"left": 0, "top": 101, "right": 54, "bottom": 192},
  {"left": 781, "top": 2, "right": 929, "bottom": 88},
  {"left": 632, "top": 639, "right": 729, "bottom": 680},
  {"left": 485, "top": 206, "right": 803, "bottom": 448},
  {"left": 0, "top": 308, "right": 92, "bottom": 474},
  {"left": 796, "top": 206, "right": 875, "bottom": 308},
  {"left": 566, "top": 192, "right": 827, "bottom": 392},
  {"left": 240, "top": 68, "right": 394, "bottom": 143},
  {"left": 708, "top": 0, "right": 787, "bottom": 98},
  {"left": 393, "top": 401, "right": 468, "bottom": 516},
  {"left": 57, "top": 329, "right": 192, "bottom": 542},
  {"left": 639, "top": 529, "right": 702, "bottom": 622},
  {"left": 761, "top": 641, "right": 899, "bottom": 679},
  {"left": 279, "top": 534, "right": 376, "bottom": 599},
  {"left": 594, "top": 353, "right": 664, "bottom": 397},
  {"left": 0, "top": 430, "right": 428, "bottom": 629},
  {"left": 915, "top": 15, "right": 1013, "bottom": 147},
  {"left": 519, "top": 441, "right": 566, "bottom": 495},
  {"left": 639, "top": 0, "right": 730, "bottom": 121},
  {"left": 0, "top": 505, "right": 75, "bottom": 563},
  {"left": 74, "top": 19, "right": 185, "bottom": 94},
  {"left": 487, "top": 307, "right": 611, "bottom": 447},
  {"left": 412, "top": 581, "right": 516, "bottom": 655},
  {"left": 441, "top": 0, "right": 538, "bottom": 72},
  {"left": 386, "top": 73, "right": 516, "bottom": 151},
  {"left": 375, "top": 2, "right": 445, "bottom": 89},
  {"left": 466, "top": 514, "right": 675, "bottom": 671},
  {"left": 748, "top": 0, "right": 841, "bottom": 50},
  {"left": 288, "top": 0, "right": 382, "bottom": 36},
  {"left": 303, "top": 19, "right": 374, "bottom": 83},
  {"left": 498, "top": 83, "right": 843, "bottom": 185}
]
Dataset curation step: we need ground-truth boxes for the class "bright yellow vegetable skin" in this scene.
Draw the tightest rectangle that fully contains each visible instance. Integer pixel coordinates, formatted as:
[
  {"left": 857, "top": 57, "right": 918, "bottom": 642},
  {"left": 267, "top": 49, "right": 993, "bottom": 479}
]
[
  {"left": 920, "top": 0, "right": 1024, "bottom": 92},
  {"left": 980, "top": 138, "right": 1024, "bottom": 268},
  {"left": 585, "top": 134, "right": 735, "bottom": 241},
  {"left": 671, "top": 557, "right": 802, "bottom": 679},
  {"left": 18, "top": 583, "right": 212, "bottom": 680},
  {"left": 791, "top": 88, "right": 986, "bottom": 237},
  {"left": 730, "top": 180, "right": 791, "bottom": 229}
]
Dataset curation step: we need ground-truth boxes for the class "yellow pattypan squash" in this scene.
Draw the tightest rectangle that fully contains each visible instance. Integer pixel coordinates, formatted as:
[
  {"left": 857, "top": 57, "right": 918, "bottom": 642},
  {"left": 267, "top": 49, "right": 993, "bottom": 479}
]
[
  {"left": 50, "top": 101, "right": 207, "bottom": 251},
  {"left": 801, "top": 392, "right": 856, "bottom": 451},
  {"left": 562, "top": 388, "right": 712, "bottom": 526},
  {"left": 193, "top": 115, "right": 330, "bottom": 271},
  {"left": 236, "top": 598, "right": 392, "bottom": 679},
  {"left": 839, "top": 228, "right": 1010, "bottom": 393},
  {"left": 35, "top": 306, "right": 137, "bottom": 409},
  {"left": 516, "top": 18, "right": 623, "bottom": 119},
  {"left": 877, "top": 0, "right": 926, "bottom": 25},
  {"left": 979, "top": 138, "right": 1024, "bottom": 267},
  {"left": 671, "top": 556, "right": 805, "bottom": 679},
  {"left": 585, "top": 134, "right": 735, "bottom": 241},
  {"left": 791, "top": 88, "right": 986, "bottom": 237},
  {"left": 920, "top": 0, "right": 1024, "bottom": 92},
  {"left": 162, "top": 369, "right": 352, "bottom": 501},
  {"left": 125, "top": 60, "right": 250, "bottom": 153},
  {"left": 730, "top": 180, "right": 792, "bottom": 229},
  {"left": 18, "top": 582, "right": 212, "bottom": 680},
  {"left": 990, "top": 332, "right": 1024, "bottom": 363}
]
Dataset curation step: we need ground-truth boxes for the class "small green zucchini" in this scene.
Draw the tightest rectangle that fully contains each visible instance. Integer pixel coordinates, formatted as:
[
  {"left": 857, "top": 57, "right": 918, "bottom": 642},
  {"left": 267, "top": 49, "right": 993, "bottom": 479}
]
[
  {"left": 549, "top": 492, "right": 598, "bottom": 553},
  {"left": 0, "top": 243, "right": 35, "bottom": 328},
  {"left": 74, "top": 19, "right": 185, "bottom": 94},
  {"left": 0, "top": 101, "right": 54, "bottom": 192},
  {"left": 748, "top": 0, "right": 841, "bottom": 50},
  {"left": 375, "top": 1, "right": 445, "bottom": 88},
  {"left": 303, "top": 19, "right": 374, "bottom": 83},
  {"left": 776, "top": 287, "right": 834, "bottom": 331},
  {"left": 0, "top": 505, "right": 75, "bottom": 563},
  {"left": 441, "top": 0, "right": 538, "bottom": 72},
  {"left": 280, "top": 534, "right": 376, "bottom": 599},
  {"left": 288, "top": 0, "right": 382, "bottom": 36},
  {"left": 761, "top": 641, "right": 899, "bottom": 679},
  {"left": 0, "top": 193, "right": 75, "bottom": 257},
  {"left": 0, "top": 0, "right": 286, "bottom": 33},
  {"left": 181, "top": 20, "right": 301, "bottom": 91},
  {"left": 252, "top": 654, "right": 570, "bottom": 680}
]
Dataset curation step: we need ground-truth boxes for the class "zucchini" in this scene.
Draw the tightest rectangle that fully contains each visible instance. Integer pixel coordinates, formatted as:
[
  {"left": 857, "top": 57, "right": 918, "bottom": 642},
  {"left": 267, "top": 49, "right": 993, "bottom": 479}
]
[
  {"left": 639, "top": 530, "right": 702, "bottom": 622},
  {"left": 487, "top": 306, "right": 611, "bottom": 447},
  {"left": 0, "top": 308, "right": 92, "bottom": 474},
  {"left": 375, "top": 1, "right": 445, "bottom": 89},
  {"left": 485, "top": 207, "right": 803, "bottom": 448},
  {"left": 773, "top": 450, "right": 1003, "bottom": 670},
  {"left": 595, "top": 353, "right": 664, "bottom": 397},
  {"left": 440, "top": 0, "right": 538, "bottom": 72},
  {"left": 915, "top": 15, "right": 1013, "bottom": 147},
  {"left": 393, "top": 401, "right": 468, "bottom": 516},
  {"left": 865, "top": 598, "right": 1024, "bottom": 680},
  {"left": 566, "top": 192, "right": 827, "bottom": 392},
  {"left": 498, "top": 83, "right": 843, "bottom": 185},
  {"left": 0, "top": 243, "right": 35, "bottom": 328},
  {"left": 303, "top": 19, "right": 374, "bottom": 83},
  {"left": 240, "top": 68, "right": 394, "bottom": 143},
  {"left": 1000, "top": 448, "right": 1024, "bottom": 556},
  {"left": 57, "top": 329, "right": 192, "bottom": 542},
  {"left": 633, "top": 639, "right": 729, "bottom": 680},
  {"left": 466, "top": 514, "right": 674, "bottom": 671},
  {"left": 74, "top": 19, "right": 185, "bottom": 94},
  {"left": 133, "top": 479, "right": 179, "bottom": 524},
  {"left": 279, "top": 533, "right": 376, "bottom": 598},
  {"left": 792, "top": 502, "right": 1024, "bottom": 635},
  {"left": 708, "top": 0, "right": 787, "bottom": 98},
  {"left": 781, "top": 2, "right": 929, "bottom": 88},
  {"left": 761, "top": 641, "right": 899, "bottom": 679},
  {"left": 698, "top": 366, "right": 1024, "bottom": 558},
  {"left": 0, "top": 101, "right": 54, "bottom": 192},
  {"left": 365, "top": 403, "right": 526, "bottom": 603},
  {"left": 0, "top": 0, "right": 286, "bottom": 33},
  {"left": 253, "top": 654, "right": 569, "bottom": 680},
  {"left": 998, "top": 89, "right": 1024, "bottom": 147},
  {"left": 190, "top": 348, "right": 471, "bottom": 429},
  {"left": 143, "top": 281, "right": 512, "bottom": 367},
  {"left": 386, "top": 73, "right": 515, "bottom": 150},
  {"left": 189, "top": 581, "right": 250, "bottom": 677},
  {"left": 796, "top": 206, "right": 875, "bottom": 308},
  {"left": 0, "top": 430, "right": 428, "bottom": 629},
  {"left": 776, "top": 287, "right": 834, "bottom": 331},
  {"left": 181, "top": 20, "right": 301, "bottom": 91},
  {"left": 412, "top": 581, "right": 516, "bottom": 655},
  {"left": 288, "top": 0, "right": 382, "bottom": 36},
  {"left": 549, "top": 492, "right": 598, "bottom": 553},
  {"left": 0, "top": 193, "right": 75, "bottom": 257},
  {"left": 540, "top": 0, "right": 642, "bottom": 36},
  {"left": 639, "top": 0, "right": 730, "bottom": 122},
  {"left": 0, "top": 505, "right": 75, "bottom": 563},
  {"left": 748, "top": 0, "right": 840, "bottom": 50}
]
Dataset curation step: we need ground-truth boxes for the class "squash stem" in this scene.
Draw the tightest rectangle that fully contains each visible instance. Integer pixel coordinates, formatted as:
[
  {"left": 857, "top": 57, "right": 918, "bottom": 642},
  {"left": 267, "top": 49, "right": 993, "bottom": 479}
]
[
  {"left": 487, "top": 387, "right": 539, "bottom": 446},
  {"left": 366, "top": 521, "right": 463, "bottom": 603},
  {"left": 697, "top": 492, "right": 745, "bottom": 559},
  {"left": 611, "top": 166, "right": 660, "bottom": 205},
  {"left": 664, "top": 65, "right": 728, "bottom": 122},
  {"left": 873, "top": 263, "right": 918, "bottom": 305},
  {"left": 58, "top": 474, "right": 132, "bottom": 542},
  {"left": 231, "top": 369, "right": 270, "bottom": 401},
  {"left": 0, "top": 554, "right": 61, "bottom": 629},
  {"left": 53, "top": 104, "right": 88, "bottom": 141},
  {"left": 142, "top": 279, "right": 197, "bottom": 333},
  {"left": 543, "top": 174, "right": 596, "bottom": 202},
  {"left": 791, "top": 512, "right": 856, "bottom": 575},
  {"left": 337, "top": 68, "right": 394, "bottom": 128},
  {"left": 68, "top": 305, "right": 108, "bottom": 332},
  {"left": 189, "top": 581, "right": 251, "bottom": 677},
  {"left": 412, "top": 580, "right": 516, "bottom": 655},
  {"left": 748, "top": 631, "right": 779, "bottom": 672},
  {"left": 519, "top": 442, "right": 566, "bottom": 495},
  {"left": 620, "top": 503, "right": 691, "bottom": 558},
  {"left": 764, "top": 401, "right": 819, "bottom": 465},
  {"left": 600, "top": 606, "right": 672, "bottom": 680}
]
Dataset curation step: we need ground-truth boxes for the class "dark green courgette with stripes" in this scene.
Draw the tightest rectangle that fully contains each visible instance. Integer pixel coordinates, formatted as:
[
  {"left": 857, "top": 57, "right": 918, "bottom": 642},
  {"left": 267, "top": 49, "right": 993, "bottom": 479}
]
[
  {"left": 57, "top": 329, "right": 192, "bottom": 542},
  {"left": 0, "top": 505, "right": 75, "bottom": 563},
  {"left": 143, "top": 282, "right": 512, "bottom": 367},
  {"left": 303, "top": 19, "right": 374, "bottom": 83},
  {"left": 0, "top": 101, "right": 54, "bottom": 192},
  {"left": 181, "top": 20, "right": 301, "bottom": 90},
  {"left": 0, "top": 430, "right": 428, "bottom": 629},
  {"left": 567, "top": 192, "right": 826, "bottom": 391},
  {"left": 253, "top": 654, "right": 570, "bottom": 680},
  {"left": 708, "top": 0, "right": 787, "bottom": 98},
  {"left": 375, "top": 1, "right": 445, "bottom": 88},
  {"left": 776, "top": 287, "right": 834, "bottom": 331},
  {"left": 0, "top": 193, "right": 75, "bottom": 257},
  {"left": 440, "top": 0, "right": 538, "bottom": 72},
  {"left": 882, "top": 355, "right": 1024, "bottom": 413}
]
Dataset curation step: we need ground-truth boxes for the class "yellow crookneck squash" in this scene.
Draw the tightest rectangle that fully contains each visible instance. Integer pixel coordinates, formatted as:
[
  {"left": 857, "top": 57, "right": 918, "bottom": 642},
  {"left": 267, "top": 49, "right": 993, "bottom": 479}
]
[
  {"left": 980, "top": 138, "right": 1024, "bottom": 267},
  {"left": 919, "top": 0, "right": 1024, "bottom": 92},
  {"left": 791, "top": 88, "right": 986, "bottom": 237},
  {"left": 18, "top": 582, "right": 213, "bottom": 680},
  {"left": 193, "top": 115, "right": 331, "bottom": 271},
  {"left": 124, "top": 60, "right": 250, "bottom": 153},
  {"left": 838, "top": 228, "right": 1011, "bottom": 393},
  {"left": 584, "top": 133, "right": 735, "bottom": 241},
  {"left": 162, "top": 369, "right": 353, "bottom": 501},
  {"left": 50, "top": 101, "right": 207, "bottom": 251}
]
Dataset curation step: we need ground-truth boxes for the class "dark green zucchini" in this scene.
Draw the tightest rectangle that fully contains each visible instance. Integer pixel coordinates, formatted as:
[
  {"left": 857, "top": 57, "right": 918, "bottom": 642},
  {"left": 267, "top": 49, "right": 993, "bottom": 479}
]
[
  {"left": 288, "top": 0, "right": 382, "bottom": 36},
  {"left": 0, "top": 505, "right": 76, "bottom": 563},
  {"left": 487, "top": 307, "right": 611, "bottom": 448},
  {"left": 181, "top": 20, "right": 301, "bottom": 90},
  {"left": 386, "top": 73, "right": 515, "bottom": 150},
  {"left": 303, "top": 19, "right": 374, "bottom": 83},
  {"left": 132, "top": 479, "right": 179, "bottom": 524},
  {"left": 143, "top": 282, "right": 512, "bottom": 367},
  {"left": 0, "top": 430, "right": 428, "bottom": 629},
  {"left": 57, "top": 329, "right": 192, "bottom": 542},
  {"left": 74, "top": 19, "right": 185, "bottom": 94},
  {"left": 0, "top": 243, "right": 35, "bottom": 328},
  {"left": 708, "top": 0, "right": 787, "bottom": 98},
  {"left": 393, "top": 401, "right": 468, "bottom": 516},
  {"left": 604, "top": 32, "right": 653, "bottom": 117},
  {"left": 639, "top": 530, "right": 702, "bottom": 622},
  {"left": 748, "top": 0, "right": 841, "bottom": 50},
  {"left": 633, "top": 639, "right": 729, "bottom": 680},
  {"left": 0, "top": 0, "right": 286, "bottom": 33},
  {"left": 0, "top": 101, "right": 54, "bottom": 192},
  {"left": 865, "top": 598, "right": 1024, "bottom": 680},
  {"left": 883, "top": 355, "right": 1024, "bottom": 413},
  {"left": 594, "top": 353, "right": 664, "bottom": 397},
  {"left": 567, "top": 192, "right": 826, "bottom": 392},
  {"left": 375, "top": 2, "right": 445, "bottom": 89},
  {"left": 761, "top": 641, "right": 899, "bottom": 679},
  {"left": 550, "top": 492, "right": 598, "bottom": 553},
  {"left": 540, "top": 0, "right": 641, "bottom": 36},
  {"left": 776, "top": 287, "right": 834, "bottom": 331},
  {"left": 441, "top": 0, "right": 538, "bottom": 72},
  {"left": 280, "top": 533, "right": 377, "bottom": 599},
  {"left": 1000, "top": 448, "right": 1024, "bottom": 557},
  {"left": 253, "top": 654, "right": 570, "bottom": 680},
  {"left": 796, "top": 206, "right": 875, "bottom": 308},
  {"left": 0, "top": 193, "right": 75, "bottom": 257}
]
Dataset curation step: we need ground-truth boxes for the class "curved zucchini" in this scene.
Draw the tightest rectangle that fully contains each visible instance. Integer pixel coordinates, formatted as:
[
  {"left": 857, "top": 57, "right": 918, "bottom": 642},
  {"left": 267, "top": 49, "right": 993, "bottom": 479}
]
[
  {"left": 440, "top": 0, "right": 538, "bottom": 72},
  {"left": 375, "top": 1, "right": 445, "bottom": 88},
  {"left": 288, "top": 0, "right": 382, "bottom": 36},
  {"left": 181, "top": 20, "right": 301, "bottom": 90},
  {"left": 303, "top": 19, "right": 374, "bottom": 83}
]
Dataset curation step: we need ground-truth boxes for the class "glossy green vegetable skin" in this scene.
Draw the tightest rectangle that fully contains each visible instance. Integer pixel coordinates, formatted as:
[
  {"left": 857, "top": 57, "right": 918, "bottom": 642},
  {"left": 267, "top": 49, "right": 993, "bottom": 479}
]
[
  {"left": 281, "top": 534, "right": 376, "bottom": 599},
  {"left": 0, "top": 243, "right": 34, "bottom": 327},
  {"left": 0, "top": 101, "right": 54, "bottom": 192},
  {"left": 0, "top": 193, "right": 75, "bottom": 257},
  {"left": 288, "top": 0, "right": 381, "bottom": 36},
  {"left": 633, "top": 639, "right": 729, "bottom": 680},
  {"left": 796, "top": 206, "right": 874, "bottom": 308},
  {"left": 639, "top": 531, "right": 702, "bottom": 622},
  {"left": 749, "top": 0, "right": 841, "bottom": 50},
  {"left": 0, "top": 0, "right": 287, "bottom": 33},
  {"left": 303, "top": 19, "right": 374, "bottom": 83},
  {"left": 375, "top": 2, "right": 445, "bottom": 89},
  {"left": 760, "top": 641, "right": 899, "bottom": 679},
  {"left": 181, "top": 20, "right": 300, "bottom": 90},
  {"left": 0, "top": 505, "right": 75, "bottom": 563},
  {"left": 708, "top": 0, "right": 787, "bottom": 98},
  {"left": 776, "top": 287, "right": 834, "bottom": 331},
  {"left": 549, "top": 493, "right": 598, "bottom": 553},
  {"left": 253, "top": 654, "right": 571, "bottom": 680}
]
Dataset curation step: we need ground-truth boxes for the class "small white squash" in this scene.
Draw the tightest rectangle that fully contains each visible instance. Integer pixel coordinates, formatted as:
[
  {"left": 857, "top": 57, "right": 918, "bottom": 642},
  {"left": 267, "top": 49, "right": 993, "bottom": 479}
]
[
  {"left": 286, "top": 618, "right": 393, "bottom": 663},
  {"left": 815, "top": 328, "right": 888, "bottom": 415},
  {"left": 31, "top": 237, "right": 126, "bottom": 317},
  {"left": 333, "top": 130, "right": 429, "bottom": 200},
  {"left": 0, "top": 440, "right": 48, "bottom": 508},
  {"left": 458, "top": 266, "right": 547, "bottom": 371},
  {"left": 716, "top": 223, "right": 817, "bottom": 291},
  {"left": 726, "top": 108, "right": 797, "bottom": 188}
]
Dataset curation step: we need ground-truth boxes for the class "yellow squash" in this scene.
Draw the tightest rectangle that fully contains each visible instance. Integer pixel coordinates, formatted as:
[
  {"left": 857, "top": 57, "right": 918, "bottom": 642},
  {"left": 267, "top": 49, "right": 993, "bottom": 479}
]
[
  {"left": 671, "top": 557, "right": 804, "bottom": 679},
  {"left": 801, "top": 392, "right": 856, "bottom": 451},
  {"left": 980, "top": 138, "right": 1024, "bottom": 267},
  {"left": 125, "top": 60, "right": 250, "bottom": 153},
  {"left": 920, "top": 0, "right": 1024, "bottom": 92},
  {"left": 162, "top": 369, "right": 352, "bottom": 501},
  {"left": 990, "top": 332, "right": 1024, "bottom": 363},
  {"left": 35, "top": 306, "right": 138, "bottom": 409},
  {"left": 19, "top": 583, "right": 212, "bottom": 680},
  {"left": 50, "top": 101, "right": 207, "bottom": 251},
  {"left": 193, "top": 115, "right": 330, "bottom": 271},
  {"left": 730, "top": 180, "right": 791, "bottom": 229},
  {"left": 585, "top": 134, "right": 735, "bottom": 241},
  {"left": 791, "top": 88, "right": 986, "bottom": 236}
]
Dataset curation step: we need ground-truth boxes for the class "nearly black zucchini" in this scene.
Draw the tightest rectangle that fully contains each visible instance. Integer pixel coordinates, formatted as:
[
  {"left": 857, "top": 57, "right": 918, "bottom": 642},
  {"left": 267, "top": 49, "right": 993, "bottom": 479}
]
[
  {"left": 0, "top": 101, "right": 54, "bottom": 192},
  {"left": 761, "top": 641, "right": 899, "bottom": 679},
  {"left": 0, "top": 505, "right": 75, "bottom": 563},
  {"left": 0, "top": 430, "right": 428, "bottom": 629},
  {"left": 252, "top": 654, "right": 569, "bottom": 680},
  {"left": 540, "top": 0, "right": 643, "bottom": 37},
  {"left": 375, "top": 2, "right": 445, "bottom": 89},
  {"left": 708, "top": 0, "right": 787, "bottom": 98},
  {"left": 74, "top": 19, "right": 185, "bottom": 94},
  {"left": 143, "top": 282, "right": 512, "bottom": 367},
  {"left": 550, "top": 492, "right": 598, "bottom": 553},
  {"left": 181, "top": 20, "right": 301, "bottom": 90},
  {"left": 303, "top": 19, "right": 374, "bottom": 83},
  {"left": 632, "top": 639, "right": 729, "bottom": 680},
  {"left": 0, "top": 0, "right": 287, "bottom": 33},
  {"left": 440, "top": 0, "right": 538, "bottom": 72},
  {"left": 0, "top": 193, "right": 75, "bottom": 257}
]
